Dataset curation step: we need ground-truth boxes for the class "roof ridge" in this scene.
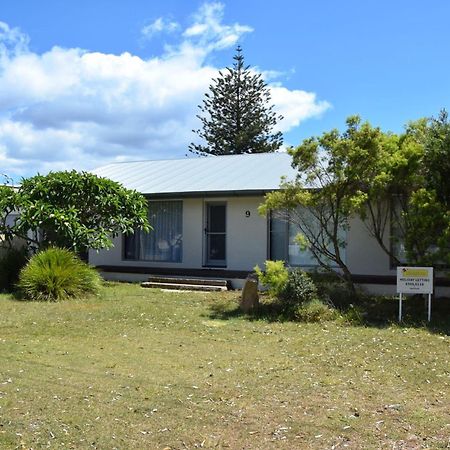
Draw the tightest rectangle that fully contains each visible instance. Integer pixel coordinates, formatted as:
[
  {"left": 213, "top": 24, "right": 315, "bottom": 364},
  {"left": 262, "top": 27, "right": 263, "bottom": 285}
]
[{"left": 97, "top": 152, "right": 289, "bottom": 167}]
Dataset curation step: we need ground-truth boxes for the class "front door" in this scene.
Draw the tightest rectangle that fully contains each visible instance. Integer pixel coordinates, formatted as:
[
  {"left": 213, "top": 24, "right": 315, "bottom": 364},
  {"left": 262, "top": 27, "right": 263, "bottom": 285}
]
[{"left": 205, "top": 203, "right": 226, "bottom": 267}]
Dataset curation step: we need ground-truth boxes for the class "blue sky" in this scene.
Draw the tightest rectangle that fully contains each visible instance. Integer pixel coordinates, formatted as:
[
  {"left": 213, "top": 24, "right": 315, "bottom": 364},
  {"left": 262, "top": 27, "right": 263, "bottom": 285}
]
[{"left": 1, "top": 1, "right": 449, "bottom": 180}]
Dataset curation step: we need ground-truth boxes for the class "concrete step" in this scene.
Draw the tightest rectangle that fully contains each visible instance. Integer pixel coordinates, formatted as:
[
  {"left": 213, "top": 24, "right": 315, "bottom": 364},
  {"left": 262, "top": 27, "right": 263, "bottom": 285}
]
[
  {"left": 147, "top": 275, "right": 228, "bottom": 287},
  {"left": 141, "top": 282, "right": 227, "bottom": 292}
]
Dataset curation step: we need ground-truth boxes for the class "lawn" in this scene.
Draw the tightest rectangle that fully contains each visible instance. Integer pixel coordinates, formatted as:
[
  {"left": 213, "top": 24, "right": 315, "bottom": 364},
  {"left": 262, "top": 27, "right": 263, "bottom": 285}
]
[{"left": 0, "top": 283, "right": 449, "bottom": 449}]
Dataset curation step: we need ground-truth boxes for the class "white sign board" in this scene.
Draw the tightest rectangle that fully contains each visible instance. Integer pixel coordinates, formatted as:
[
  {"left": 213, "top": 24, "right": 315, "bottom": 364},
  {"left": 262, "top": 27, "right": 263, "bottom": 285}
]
[{"left": 397, "top": 266, "right": 433, "bottom": 294}]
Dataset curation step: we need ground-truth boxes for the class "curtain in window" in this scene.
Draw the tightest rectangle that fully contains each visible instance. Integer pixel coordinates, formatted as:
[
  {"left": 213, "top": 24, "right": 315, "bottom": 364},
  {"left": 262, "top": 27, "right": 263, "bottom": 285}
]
[{"left": 124, "top": 201, "right": 182, "bottom": 262}]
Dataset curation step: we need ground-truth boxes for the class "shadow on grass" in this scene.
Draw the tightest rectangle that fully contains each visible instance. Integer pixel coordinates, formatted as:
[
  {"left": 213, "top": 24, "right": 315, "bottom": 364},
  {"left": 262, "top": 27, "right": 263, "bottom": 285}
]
[
  {"left": 0, "top": 286, "right": 36, "bottom": 302},
  {"left": 0, "top": 287, "right": 22, "bottom": 301},
  {"left": 209, "top": 298, "right": 289, "bottom": 323},
  {"left": 362, "top": 295, "right": 450, "bottom": 334},
  {"left": 208, "top": 293, "right": 450, "bottom": 335}
]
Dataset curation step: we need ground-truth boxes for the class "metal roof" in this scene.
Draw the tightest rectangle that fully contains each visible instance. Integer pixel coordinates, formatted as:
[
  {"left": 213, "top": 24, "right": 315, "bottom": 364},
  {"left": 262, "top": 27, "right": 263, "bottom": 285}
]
[{"left": 92, "top": 152, "right": 297, "bottom": 196}]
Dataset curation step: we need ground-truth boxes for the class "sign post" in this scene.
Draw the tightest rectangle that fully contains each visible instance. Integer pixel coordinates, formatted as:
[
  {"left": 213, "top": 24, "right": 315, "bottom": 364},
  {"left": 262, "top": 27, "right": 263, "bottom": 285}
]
[{"left": 396, "top": 267, "right": 433, "bottom": 322}]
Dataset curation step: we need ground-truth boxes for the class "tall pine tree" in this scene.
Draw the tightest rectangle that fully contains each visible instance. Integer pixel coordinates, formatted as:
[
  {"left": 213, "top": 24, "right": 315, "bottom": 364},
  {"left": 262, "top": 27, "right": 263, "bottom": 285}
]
[{"left": 189, "top": 46, "right": 283, "bottom": 156}]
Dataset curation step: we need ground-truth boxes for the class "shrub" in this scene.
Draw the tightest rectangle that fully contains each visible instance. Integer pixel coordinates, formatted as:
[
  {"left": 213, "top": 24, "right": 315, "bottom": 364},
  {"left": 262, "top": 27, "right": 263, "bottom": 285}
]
[
  {"left": 315, "top": 279, "right": 363, "bottom": 309},
  {"left": 0, "top": 246, "right": 28, "bottom": 292},
  {"left": 280, "top": 269, "right": 319, "bottom": 309},
  {"left": 18, "top": 248, "right": 101, "bottom": 301},
  {"left": 254, "top": 260, "right": 288, "bottom": 297},
  {"left": 294, "top": 298, "right": 339, "bottom": 323},
  {"left": 340, "top": 304, "right": 365, "bottom": 326}
]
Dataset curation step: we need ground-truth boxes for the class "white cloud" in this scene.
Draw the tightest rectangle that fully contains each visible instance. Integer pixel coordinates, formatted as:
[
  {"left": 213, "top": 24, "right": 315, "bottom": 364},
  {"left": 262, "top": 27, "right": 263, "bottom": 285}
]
[
  {"left": 141, "top": 17, "right": 179, "bottom": 39},
  {"left": 271, "top": 87, "right": 331, "bottom": 132},
  {"left": 183, "top": 2, "right": 253, "bottom": 52},
  {"left": 0, "top": 21, "right": 29, "bottom": 64},
  {"left": 0, "top": 3, "right": 330, "bottom": 178}
]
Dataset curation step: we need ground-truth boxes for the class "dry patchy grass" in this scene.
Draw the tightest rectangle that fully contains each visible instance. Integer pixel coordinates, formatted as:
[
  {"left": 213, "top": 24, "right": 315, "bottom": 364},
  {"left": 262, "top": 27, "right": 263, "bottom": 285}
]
[{"left": 0, "top": 283, "right": 449, "bottom": 449}]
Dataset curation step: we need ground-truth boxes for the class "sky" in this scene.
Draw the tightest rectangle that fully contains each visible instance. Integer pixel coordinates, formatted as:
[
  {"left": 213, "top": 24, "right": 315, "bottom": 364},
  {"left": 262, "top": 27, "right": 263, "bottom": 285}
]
[{"left": 1, "top": 0, "right": 450, "bottom": 181}]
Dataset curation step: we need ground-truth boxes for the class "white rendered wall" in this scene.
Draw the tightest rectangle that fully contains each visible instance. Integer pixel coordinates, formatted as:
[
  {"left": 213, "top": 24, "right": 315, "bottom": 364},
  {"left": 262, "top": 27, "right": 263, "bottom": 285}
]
[
  {"left": 346, "top": 215, "right": 393, "bottom": 276},
  {"left": 225, "top": 196, "right": 268, "bottom": 270}
]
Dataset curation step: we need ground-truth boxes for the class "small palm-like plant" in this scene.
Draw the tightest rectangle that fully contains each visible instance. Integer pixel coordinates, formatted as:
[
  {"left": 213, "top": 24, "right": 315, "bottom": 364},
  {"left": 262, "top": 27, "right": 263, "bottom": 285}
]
[{"left": 18, "top": 248, "right": 101, "bottom": 301}]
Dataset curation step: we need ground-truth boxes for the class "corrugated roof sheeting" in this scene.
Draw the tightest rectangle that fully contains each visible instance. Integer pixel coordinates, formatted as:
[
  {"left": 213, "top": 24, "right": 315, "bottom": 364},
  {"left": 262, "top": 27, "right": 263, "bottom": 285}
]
[{"left": 92, "top": 153, "right": 298, "bottom": 195}]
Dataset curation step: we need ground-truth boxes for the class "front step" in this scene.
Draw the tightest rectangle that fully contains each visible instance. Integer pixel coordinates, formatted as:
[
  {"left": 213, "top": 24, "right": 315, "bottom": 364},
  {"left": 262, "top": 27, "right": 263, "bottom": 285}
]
[
  {"left": 147, "top": 275, "right": 227, "bottom": 287},
  {"left": 141, "top": 281, "right": 226, "bottom": 292},
  {"left": 141, "top": 275, "right": 228, "bottom": 292}
]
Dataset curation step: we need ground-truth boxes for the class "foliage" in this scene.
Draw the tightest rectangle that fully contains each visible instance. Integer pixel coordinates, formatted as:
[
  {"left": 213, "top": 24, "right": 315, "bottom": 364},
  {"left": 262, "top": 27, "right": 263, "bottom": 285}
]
[
  {"left": 279, "top": 269, "right": 319, "bottom": 310},
  {"left": 0, "top": 185, "right": 19, "bottom": 247},
  {"left": 260, "top": 116, "right": 391, "bottom": 287},
  {"left": 260, "top": 113, "right": 450, "bottom": 285},
  {"left": 338, "top": 117, "right": 422, "bottom": 265},
  {"left": 339, "top": 304, "right": 366, "bottom": 326},
  {"left": 254, "top": 260, "right": 288, "bottom": 297},
  {"left": 189, "top": 46, "right": 283, "bottom": 156},
  {"left": 314, "top": 278, "right": 364, "bottom": 309},
  {"left": 293, "top": 298, "right": 339, "bottom": 323},
  {"left": 403, "top": 188, "right": 449, "bottom": 265},
  {"left": 0, "top": 246, "right": 28, "bottom": 291},
  {"left": 8, "top": 170, "right": 150, "bottom": 254},
  {"left": 18, "top": 247, "right": 101, "bottom": 301},
  {"left": 399, "top": 110, "right": 450, "bottom": 265},
  {"left": 421, "top": 110, "right": 450, "bottom": 203}
]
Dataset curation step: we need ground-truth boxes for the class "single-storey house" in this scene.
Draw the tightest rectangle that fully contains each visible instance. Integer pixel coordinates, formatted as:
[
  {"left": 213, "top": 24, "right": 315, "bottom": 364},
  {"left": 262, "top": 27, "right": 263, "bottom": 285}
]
[{"left": 89, "top": 153, "right": 449, "bottom": 296}]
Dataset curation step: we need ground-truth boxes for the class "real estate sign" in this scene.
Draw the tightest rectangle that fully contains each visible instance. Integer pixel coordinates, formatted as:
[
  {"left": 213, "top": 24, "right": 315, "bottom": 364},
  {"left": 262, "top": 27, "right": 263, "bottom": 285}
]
[
  {"left": 396, "top": 266, "right": 433, "bottom": 294},
  {"left": 396, "top": 266, "right": 434, "bottom": 322}
]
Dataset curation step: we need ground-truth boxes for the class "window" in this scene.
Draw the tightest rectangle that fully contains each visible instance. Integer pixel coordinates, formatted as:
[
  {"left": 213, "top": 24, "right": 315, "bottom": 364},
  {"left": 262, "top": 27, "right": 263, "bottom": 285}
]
[
  {"left": 269, "top": 211, "right": 345, "bottom": 267},
  {"left": 124, "top": 200, "right": 182, "bottom": 262},
  {"left": 270, "top": 214, "right": 319, "bottom": 266}
]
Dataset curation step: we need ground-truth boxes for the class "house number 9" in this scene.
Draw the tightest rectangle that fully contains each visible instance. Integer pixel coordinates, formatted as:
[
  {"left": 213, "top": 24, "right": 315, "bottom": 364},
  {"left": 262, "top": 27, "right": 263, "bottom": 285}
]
[{"left": 245, "top": 210, "right": 251, "bottom": 217}]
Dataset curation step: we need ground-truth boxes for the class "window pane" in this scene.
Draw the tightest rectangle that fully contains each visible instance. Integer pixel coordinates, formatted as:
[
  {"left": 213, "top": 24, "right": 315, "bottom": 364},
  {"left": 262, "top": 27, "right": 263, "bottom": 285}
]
[
  {"left": 208, "top": 205, "right": 226, "bottom": 232},
  {"left": 288, "top": 220, "right": 318, "bottom": 266},
  {"left": 269, "top": 215, "right": 287, "bottom": 261},
  {"left": 124, "top": 230, "right": 140, "bottom": 260},
  {"left": 269, "top": 208, "right": 345, "bottom": 267},
  {"left": 124, "top": 201, "right": 183, "bottom": 262}
]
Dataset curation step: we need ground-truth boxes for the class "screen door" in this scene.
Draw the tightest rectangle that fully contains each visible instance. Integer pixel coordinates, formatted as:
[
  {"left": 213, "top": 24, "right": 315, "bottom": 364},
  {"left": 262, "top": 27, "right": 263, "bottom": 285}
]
[{"left": 205, "top": 203, "right": 226, "bottom": 266}]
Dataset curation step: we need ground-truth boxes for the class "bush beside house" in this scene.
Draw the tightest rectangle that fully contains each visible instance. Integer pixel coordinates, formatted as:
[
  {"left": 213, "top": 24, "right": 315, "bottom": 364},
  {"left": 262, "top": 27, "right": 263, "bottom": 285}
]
[{"left": 18, "top": 248, "right": 101, "bottom": 302}]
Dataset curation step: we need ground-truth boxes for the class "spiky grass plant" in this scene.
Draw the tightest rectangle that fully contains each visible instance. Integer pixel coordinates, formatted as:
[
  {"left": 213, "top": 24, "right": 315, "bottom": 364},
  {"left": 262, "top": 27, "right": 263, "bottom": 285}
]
[{"left": 18, "top": 247, "right": 101, "bottom": 301}]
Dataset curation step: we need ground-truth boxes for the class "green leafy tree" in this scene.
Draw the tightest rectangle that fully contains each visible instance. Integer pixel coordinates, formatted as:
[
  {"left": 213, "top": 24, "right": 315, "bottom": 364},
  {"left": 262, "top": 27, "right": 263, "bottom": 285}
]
[
  {"left": 260, "top": 116, "right": 411, "bottom": 288},
  {"left": 333, "top": 117, "right": 424, "bottom": 266},
  {"left": 421, "top": 110, "right": 450, "bottom": 203},
  {"left": 261, "top": 113, "right": 450, "bottom": 283},
  {"left": 189, "top": 46, "right": 283, "bottom": 156},
  {"left": 4, "top": 171, "right": 150, "bottom": 254},
  {"left": 260, "top": 159, "right": 354, "bottom": 288},
  {"left": 400, "top": 111, "right": 450, "bottom": 265}
]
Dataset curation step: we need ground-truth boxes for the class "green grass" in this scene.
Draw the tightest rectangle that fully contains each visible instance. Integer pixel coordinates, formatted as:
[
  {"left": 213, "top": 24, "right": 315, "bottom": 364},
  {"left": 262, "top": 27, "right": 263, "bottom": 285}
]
[{"left": 0, "top": 283, "right": 449, "bottom": 449}]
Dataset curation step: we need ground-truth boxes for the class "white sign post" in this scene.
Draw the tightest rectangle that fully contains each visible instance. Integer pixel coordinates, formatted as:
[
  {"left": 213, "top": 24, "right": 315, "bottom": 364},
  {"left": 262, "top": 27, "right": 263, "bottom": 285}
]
[{"left": 396, "top": 267, "right": 434, "bottom": 322}]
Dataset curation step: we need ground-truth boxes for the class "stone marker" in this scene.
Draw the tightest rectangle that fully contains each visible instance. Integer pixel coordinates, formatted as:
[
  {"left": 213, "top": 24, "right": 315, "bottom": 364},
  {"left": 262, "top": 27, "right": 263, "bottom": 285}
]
[{"left": 240, "top": 273, "right": 259, "bottom": 313}]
